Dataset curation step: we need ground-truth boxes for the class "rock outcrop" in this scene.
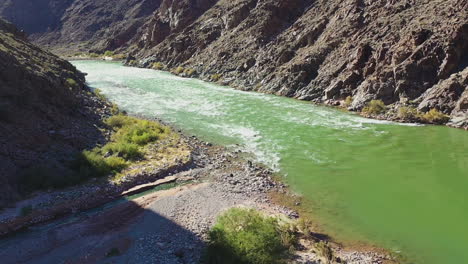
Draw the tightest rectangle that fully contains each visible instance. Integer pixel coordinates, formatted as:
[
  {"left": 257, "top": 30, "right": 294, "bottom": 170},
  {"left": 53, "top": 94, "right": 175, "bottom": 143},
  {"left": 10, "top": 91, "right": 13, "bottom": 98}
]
[
  {"left": 1, "top": 0, "right": 467, "bottom": 128},
  {"left": 0, "top": 19, "right": 107, "bottom": 206},
  {"left": 124, "top": 0, "right": 468, "bottom": 128},
  {"left": 0, "top": 0, "right": 162, "bottom": 53}
]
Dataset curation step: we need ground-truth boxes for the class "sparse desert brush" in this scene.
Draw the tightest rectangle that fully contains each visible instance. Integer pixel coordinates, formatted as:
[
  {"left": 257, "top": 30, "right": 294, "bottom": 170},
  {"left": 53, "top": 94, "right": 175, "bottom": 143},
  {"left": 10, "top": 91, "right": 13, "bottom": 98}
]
[
  {"left": 211, "top": 73, "right": 222, "bottom": 82},
  {"left": 113, "top": 119, "right": 167, "bottom": 145},
  {"left": 93, "top": 88, "right": 107, "bottom": 101},
  {"left": 397, "top": 106, "right": 419, "bottom": 120},
  {"left": 421, "top": 108, "right": 449, "bottom": 124},
  {"left": 342, "top": 96, "right": 353, "bottom": 108},
  {"left": 204, "top": 208, "right": 292, "bottom": 264},
  {"left": 314, "top": 241, "right": 336, "bottom": 264},
  {"left": 66, "top": 78, "right": 78, "bottom": 88},
  {"left": 105, "top": 114, "right": 135, "bottom": 129},
  {"left": 103, "top": 50, "right": 114, "bottom": 57},
  {"left": 102, "top": 142, "right": 142, "bottom": 160},
  {"left": 89, "top": 52, "right": 100, "bottom": 58},
  {"left": 172, "top": 66, "right": 185, "bottom": 75},
  {"left": 152, "top": 62, "right": 164, "bottom": 70},
  {"left": 184, "top": 68, "right": 196, "bottom": 77},
  {"left": 112, "top": 54, "right": 126, "bottom": 60},
  {"left": 362, "top": 100, "right": 386, "bottom": 115}
]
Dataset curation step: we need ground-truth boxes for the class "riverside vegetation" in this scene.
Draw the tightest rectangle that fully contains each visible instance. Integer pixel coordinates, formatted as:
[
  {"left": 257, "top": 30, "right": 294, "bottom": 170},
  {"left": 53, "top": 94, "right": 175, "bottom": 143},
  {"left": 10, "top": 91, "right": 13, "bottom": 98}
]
[{"left": 19, "top": 108, "right": 172, "bottom": 192}]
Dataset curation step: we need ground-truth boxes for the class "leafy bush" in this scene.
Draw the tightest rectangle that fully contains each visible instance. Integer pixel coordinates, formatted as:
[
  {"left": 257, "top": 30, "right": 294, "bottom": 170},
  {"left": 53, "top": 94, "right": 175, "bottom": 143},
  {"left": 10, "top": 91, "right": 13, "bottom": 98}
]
[
  {"left": 93, "top": 88, "right": 107, "bottom": 101},
  {"left": 204, "top": 208, "right": 291, "bottom": 264},
  {"left": 296, "top": 218, "right": 313, "bottom": 238},
  {"left": 211, "top": 74, "right": 222, "bottom": 82},
  {"left": 113, "top": 120, "right": 165, "bottom": 145},
  {"left": 105, "top": 114, "right": 135, "bottom": 129},
  {"left": 314, "top": 241, "right": 336, "bottom": 264},
  {"left": 112, "top": 54, "right": 126, "bottom": 60},
  {"left": 184, "top": 68, "right": 196, "bottom": 77},
  {"left": 72, "top": 149, "right": 128, "bottom": 178},
  {"left": 20, "top": 115, "right": 170, "bottom": 192},
  {"left": 103, "top": 50, "right": 114, "bottom": 57},
  {"left": 172, "top": 66, "right": 185, "bottom": 75},
  {"left": 89, "top": 53, "right": 100, "bottom": 58},
  {"left": 110, "top": 103, "right": 120, "bottom": 115},
  {"left": 362, "top": 100, "right": 386, "bottom": 115},
  {"left": 105, "top": 156, "right": 128, "bottom": 171},
  {"left": 66, "top": 78, "right": 78, "bottom": 88},
  {"left": 103, "top": 142, "right": 142, "bottom": 160},
  {"left": 421, "top": 108, "right": 450, "bottom": 124},
  {"left": 397, "top": 106, "right": 419, "bottom": 120},
  {"left": 152, "top": 62, "right": 164, "bottom": 70},
  {"left": 342, "top": 96, "right": 353, "bottom": 108}
]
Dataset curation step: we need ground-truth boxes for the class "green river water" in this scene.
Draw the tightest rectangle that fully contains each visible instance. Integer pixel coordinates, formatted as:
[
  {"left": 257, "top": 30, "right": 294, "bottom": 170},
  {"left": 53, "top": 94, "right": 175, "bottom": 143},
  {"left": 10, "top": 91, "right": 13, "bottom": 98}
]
[{"left": 72, "top": 60, "right": 468, "bottom": 264}]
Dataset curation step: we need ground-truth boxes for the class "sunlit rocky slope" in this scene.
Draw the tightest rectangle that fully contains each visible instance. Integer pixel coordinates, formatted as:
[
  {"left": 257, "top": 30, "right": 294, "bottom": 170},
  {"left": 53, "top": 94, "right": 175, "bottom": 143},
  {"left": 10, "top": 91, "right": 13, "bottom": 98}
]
[{"left": 1, "top": 0, "right": 467, "bottom": 128}]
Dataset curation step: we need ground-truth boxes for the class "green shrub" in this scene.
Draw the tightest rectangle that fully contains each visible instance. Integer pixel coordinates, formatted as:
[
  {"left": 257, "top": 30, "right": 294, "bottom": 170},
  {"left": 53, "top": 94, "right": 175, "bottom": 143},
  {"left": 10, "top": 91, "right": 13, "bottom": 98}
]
[
  {"left": 211, "top": 74, "right": 222, "bottom": 82},
  {"left": 103, "top": 50, "right": 114, "bottom": 57},
  {"left": 66, "top": 78, "right": 78, "bottom": 88},
  {"left": 397, "top": 106, "right": 419, "bottom": 120},
  {"left": 184, "top": 68, "right": 196, "bottom": 77},
  {"left": 421, "top": 109, "right": 450, "bottom": 124},
  {"left": 113, "top": 120, "right": 165, "bottom": 145},
  {"left": 296, "top": 218, "right": 313, "bottom": 238},
  {"left": 112, "top": 54, "right": 126, "bottom": 60},
  {"left": 342, "top": 96, "right": 353, "bottom": 108},
  {"left": 105, "top": 156, "right": 128, "bottom": 171},
  {"left": 152, "top": 62, "right": 164, "bottom": 70},
  {"left": 20, "top": 205, "right": 33, "bottom": 217},
  {"left": 204, "top": 208, "right": 290, "bottom": 264},
  {"left": 89, "top": 53, "right": 100, "bottom": 58},
  {"left": 103, "top": 142, "right": 142, "bottom": 160},
  {"left": 72, "top": 149, "right": 128, "bottom": 178},
  {"left": 314, "top": 241, "right": 335, "bottom": 264},
  {"left": 105, "top": 114, "right": 135, "bottom": 129},
  {"left": 110, "top": 103, "right": 120, "bottom": 115},
  {"left": 93, "top": 88, "right": 107, "bottom": 101},
  {"left": 172, "top": 66, "right": 185, "bottom": 75},
  {"left": 362, "top": 100, "right": 386, "bottom": 115},
  {"left": 78, "top": 149, "right": 113, "bottom": 177}
]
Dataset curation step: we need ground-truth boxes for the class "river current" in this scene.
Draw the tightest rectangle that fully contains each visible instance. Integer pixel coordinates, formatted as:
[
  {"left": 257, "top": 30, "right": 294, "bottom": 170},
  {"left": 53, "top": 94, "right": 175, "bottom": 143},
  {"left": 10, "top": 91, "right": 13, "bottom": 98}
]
[{"left": 73, "top": 60, "right": 468, "bottom": 264}]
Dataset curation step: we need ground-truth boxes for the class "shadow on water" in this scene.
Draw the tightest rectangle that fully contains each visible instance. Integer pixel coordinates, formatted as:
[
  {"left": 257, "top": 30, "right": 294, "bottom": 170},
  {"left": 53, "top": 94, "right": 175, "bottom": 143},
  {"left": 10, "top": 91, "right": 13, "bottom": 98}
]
[{"left": 0, "top": 198, "right": 205, "bottom": 264}]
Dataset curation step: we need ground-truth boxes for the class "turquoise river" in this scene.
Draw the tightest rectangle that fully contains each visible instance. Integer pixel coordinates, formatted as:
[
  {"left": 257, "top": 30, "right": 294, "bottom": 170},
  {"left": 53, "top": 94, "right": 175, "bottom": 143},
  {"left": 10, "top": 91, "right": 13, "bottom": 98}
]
[{"left": 73, "top": 60, "right": 468, "bottom": 264}]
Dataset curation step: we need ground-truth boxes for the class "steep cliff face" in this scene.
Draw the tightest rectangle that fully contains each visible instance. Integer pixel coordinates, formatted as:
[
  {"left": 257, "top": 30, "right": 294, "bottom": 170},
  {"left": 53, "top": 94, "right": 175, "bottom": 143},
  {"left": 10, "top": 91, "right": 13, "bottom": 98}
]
[
  {"left": 127, "top": 0, "right": 468, "bottom": 128},
  {"left": 1, "top": 0, "right": 467, "bottom": 128},
  {"left": 0, "top": 19, "right": 106, "bottom": 206},
  {"left": 0, "top": 0, "right": 161, "bottom": 53}
]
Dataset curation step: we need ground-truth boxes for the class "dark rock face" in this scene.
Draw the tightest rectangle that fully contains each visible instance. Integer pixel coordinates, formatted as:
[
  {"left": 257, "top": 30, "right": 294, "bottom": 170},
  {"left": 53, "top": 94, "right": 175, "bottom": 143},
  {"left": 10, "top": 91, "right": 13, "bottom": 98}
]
[
  {"left": 0, "top": 0, "right": 162, "bottom": 53},
  {"left": 1, "top": 0, "right": 467, "bottom": 128},
  {"left": 0, "top": 0, "right": 74, "bottom": 34},
  {"left": 126, "top": 0, "right": 468, "bottom": 128},
  {"left": 0, "top": 19, "right": 106, "bottom": 206}
]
